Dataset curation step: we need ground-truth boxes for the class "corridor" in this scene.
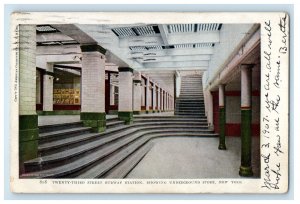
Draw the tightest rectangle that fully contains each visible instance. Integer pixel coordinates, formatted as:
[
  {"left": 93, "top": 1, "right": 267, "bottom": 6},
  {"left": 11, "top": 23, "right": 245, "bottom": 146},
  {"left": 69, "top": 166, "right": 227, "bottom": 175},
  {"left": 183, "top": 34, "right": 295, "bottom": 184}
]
[{"left": 18, "top": 22, "right": 261, "bottom": 179}]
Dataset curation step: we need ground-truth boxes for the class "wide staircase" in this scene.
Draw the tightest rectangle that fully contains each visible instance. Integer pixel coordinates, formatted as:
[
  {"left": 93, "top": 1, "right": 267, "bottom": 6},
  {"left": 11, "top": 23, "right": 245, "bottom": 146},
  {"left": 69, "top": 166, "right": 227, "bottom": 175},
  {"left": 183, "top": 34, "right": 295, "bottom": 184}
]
[
  {"left": 175, "top": 75, "right": 205, "bottom": 117},
  {"left": 21, "top": 75, "right": 217, "bottom": 179}
]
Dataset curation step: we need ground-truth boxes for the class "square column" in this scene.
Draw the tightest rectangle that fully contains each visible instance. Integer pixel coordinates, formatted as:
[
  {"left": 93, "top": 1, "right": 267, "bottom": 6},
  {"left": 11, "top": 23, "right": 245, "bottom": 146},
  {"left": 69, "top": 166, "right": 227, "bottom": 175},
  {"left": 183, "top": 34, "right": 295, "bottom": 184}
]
[
  {"left": 169, "top": 94, "right": 171, "bottom": 110},
  {"left": 150, "top": 83, "right": 154, "bottom": 112},
  {"left": 164, "top": 91, "right": 167, "bottom": 111},
  {"left": 166, "top": 93, "right": 169, "bottom": 111},
  {"left": 19, "top": 25, "right": 38, "bottom": 173},
  {"left": 239, "top": 64, "right": 254, "bottom": 177},
  {"left": 152, "top": 84, "right": 157, "bottom": 113},
  {"left": 145, "top": 77, "right": 150, "bottom": 114},
  {"left": 157, "top": 86, "right": 161, "bottom": 112},
  {"left": 80, "top": 44, "right": 106, "bottom": 133},
  {"left": 169, "top": 94, "right": 171, "bottom": 111},
  {"left": 42, "top": 64, "right": 54, "bottom": 113},
  {"left": 118, "top": 67, "right": 134, "bottom": 124},
  {"left": 110, "top": 84, "right": 115, "bottom": 105},
  {"left": 161, "top": 90, "right": 164, "bottom": 112},
  {"left": 133, "top": 71, "right": 142, "bottom": 115},
  {"left": 161, "top": 88, "right": 163, "bottom": 111},
  {"left": 218, "top": 84, "right": 227, "bottom": 150}
]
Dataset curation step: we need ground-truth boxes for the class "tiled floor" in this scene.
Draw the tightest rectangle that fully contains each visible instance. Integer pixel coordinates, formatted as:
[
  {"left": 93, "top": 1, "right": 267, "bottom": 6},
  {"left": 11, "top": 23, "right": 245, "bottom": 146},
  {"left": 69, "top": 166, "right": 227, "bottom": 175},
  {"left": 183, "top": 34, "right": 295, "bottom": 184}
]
[{"left": 126, "top": 136, "right": 260, "bottom": 179}]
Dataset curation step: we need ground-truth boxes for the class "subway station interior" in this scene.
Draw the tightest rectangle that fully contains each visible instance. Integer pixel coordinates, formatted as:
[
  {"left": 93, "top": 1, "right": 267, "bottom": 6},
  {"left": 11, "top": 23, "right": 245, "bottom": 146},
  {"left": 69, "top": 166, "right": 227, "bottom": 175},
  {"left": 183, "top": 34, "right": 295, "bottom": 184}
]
[{"left": 19, "top": 23, "right": 261, "bottom": 179}]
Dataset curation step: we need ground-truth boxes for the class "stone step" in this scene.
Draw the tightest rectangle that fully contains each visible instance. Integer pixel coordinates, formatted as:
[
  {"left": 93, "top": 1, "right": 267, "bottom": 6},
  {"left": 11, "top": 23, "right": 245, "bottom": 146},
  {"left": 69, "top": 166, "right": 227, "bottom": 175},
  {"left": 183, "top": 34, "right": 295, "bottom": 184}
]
[
  {"left": 175, "top": 110, "right": 205, "bottom": 114},
  {"left": 24, "top": 125, "right": 212, "bottom": 172},
  {"left": 175, "top": 106, "right": 205, "bottom": 109},
  {"left": 39, "top": 127, "right": 93, "bottom": 144},
  {"left": 103, "top": 142, "right": 154, "bottom": 179},
  {"left": 176, "top": 104, "right": 204, "bottom": 106},
  {"left": 73, "top": 131, "right": 218, "bottom": 179},
  {"left": 133, "top": 117, "right": 207, "bottom": 122},
  {"left": 176, "top": 105, "right": 205, "bottom": 108},
  {"left": 176, "top": 102, "right": 204, "bottom": 105},
  {"left": 21, "top": 128, "right": 216, "bottom": 178},
  {"left": 77, "top": 131, "right": 217, "bottom": 179},
  {"left": 181, "top": 81, "right": 202, "bottom": 83},
  {"left": 38, "top": 117, "right": 120, "bottom": 134},
  {"left": 175, "top": 105, "right": 204, "bottom": 108},
  {"left": 175, "top": 108, "right": 205, "bottom": 111},
  {"left": 175, "top": 109, "right": 205, "bottom": 113},
  {"left": 134, "top": 121, "right": 208, "bottom": 126},
  {"left": 38, "top": 132, "right": 102, "bottom": 156},
  {"left": 181, "top": 82, "right": 202, "bottom": 84},
  {"left": 181, "top": 85, "right": 202, "bottom": 87},
  {"left": 76, "top": 138, "right": 153, "bottom": 178},
  {"left": 180, "top": 93, "right": 203, "bottom": 95},
  {"left": 106, "top": 120, "right": 125, "bottom": 129},
  {"left": 182, "top": 78, "right": 202, "bottom": 80},
  {"left": 178, "top": 100, "right": 204, "bottom": 102},
  {"left": 175, "top": 105, "right": 205, "bottom": 109},
  {"left": 38, "top": 124, "right": 147, "bottom": 158},
  {"left": 177, "top": 97, "right": 204, "bottom": 99},
  {"left": 38, "top": 123, "right": 132, "bottom": 145},
  {"left": 180, "top": 90, "right": 203, "bottom": 92},
  {"left": 179, "top": 95, "right": 204, "bottom": 97},
  {"left": 180, "top": 96, "right": 204, "bottom": 98},
  {"left": 176, "top": 100, "right": 204, "bottom": 103},
  {"left": 39, "top": 122, "right": 83, "bottom": 134},
  {"left": 25, "top": 128, "right": 143, "bottom": 172},
  {"left": 38, "top": 121, "right": 152, "bottom": 156},
  {"left": 180, "top": 89, "right": 202, "bottom": 91},
  {"left": 175, "top": 112, "right": 206, "bottom": 115},
  {"left": 181, "top": 90, "right": 202, "bottom": 91},
  {"left": 133, "top": 115, "right": 205, "bottom": 119},
  {"left": 175, "top": 111, "right": 206, "bottom": 114},
  {"left": 176, "top": 101, "right": 204, "bottom": 103},
  {"left": 181, "top": 84, "right": 202, "bottom": 85},
  {"left": 180, "top": 91, "right": 203, "bottom": 93}
]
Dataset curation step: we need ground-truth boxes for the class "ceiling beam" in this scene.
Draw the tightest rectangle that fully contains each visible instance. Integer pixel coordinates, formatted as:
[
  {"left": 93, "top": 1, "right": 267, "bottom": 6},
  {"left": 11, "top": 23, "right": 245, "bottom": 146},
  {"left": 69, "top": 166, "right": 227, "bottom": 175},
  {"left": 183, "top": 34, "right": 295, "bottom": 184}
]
[
  {"left": 119, "top": 31, "right": 219, "bottom": 47},
  {"left": 138, "top": 67, "right": 208, "bottom": 71},
  {"left": 105, "top": 50, "right": 130, "bottom": 67},
  {"left": 158, "top": 25, "right": 169, "bottom": 45},
  {"left": 37, "top": 44, "right": 81, "bottom": 55},
  {"left": 143, "top": 60, "right": 209, "bottom": 68},
  {"left": 37, "top": 32, "right": 75, "bottom": 42},
  {"left": 168, "top": 31, "right": 219, "bottom": 44},
  {"left": 119, "top": 35, "right": 163, "bottom": 47},
  {"left": 75, "top": 24, "right": 135, "bottom": 68},
  {"left": 51, "top": 24, "right": 97, "bottom": 44},
  {"left": 138, "top": 55, "right": 211, "bottom": 63},
  {"left": 129, "top": 47, "right": 214, "bottom": 58}
]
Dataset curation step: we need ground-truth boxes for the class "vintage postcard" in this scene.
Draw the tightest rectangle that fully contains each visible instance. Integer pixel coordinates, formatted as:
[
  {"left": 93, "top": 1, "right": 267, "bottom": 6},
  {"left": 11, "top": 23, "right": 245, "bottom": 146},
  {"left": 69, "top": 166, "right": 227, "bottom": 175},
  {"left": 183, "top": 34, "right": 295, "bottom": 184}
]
[{"left": 10, "top": 12, "right": 289, "bottom": 193}]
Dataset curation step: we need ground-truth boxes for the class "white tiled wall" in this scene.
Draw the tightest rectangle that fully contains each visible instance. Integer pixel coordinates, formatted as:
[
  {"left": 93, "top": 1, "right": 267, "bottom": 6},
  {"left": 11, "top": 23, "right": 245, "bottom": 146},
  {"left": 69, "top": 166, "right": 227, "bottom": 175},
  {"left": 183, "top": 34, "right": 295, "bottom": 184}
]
[
  {"left": 81, "top": 52, "right": 105, "bottom": 113},
  {"left": 19, "top": 25, "right": 36, "bottom": 115}
]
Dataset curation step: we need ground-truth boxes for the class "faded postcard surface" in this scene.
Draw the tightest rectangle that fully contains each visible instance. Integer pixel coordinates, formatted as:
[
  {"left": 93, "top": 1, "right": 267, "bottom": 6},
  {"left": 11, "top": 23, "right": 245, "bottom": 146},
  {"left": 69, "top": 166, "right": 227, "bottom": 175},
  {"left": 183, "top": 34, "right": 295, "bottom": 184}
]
[{"left": 10, "top": 12, "right": 289, "bottom": 193}]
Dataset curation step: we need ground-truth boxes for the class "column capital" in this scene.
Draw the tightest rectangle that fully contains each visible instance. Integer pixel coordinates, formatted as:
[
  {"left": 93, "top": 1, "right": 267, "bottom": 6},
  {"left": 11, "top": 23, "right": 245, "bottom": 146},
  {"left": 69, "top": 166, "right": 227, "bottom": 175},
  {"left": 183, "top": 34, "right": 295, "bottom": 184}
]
[
  {"left": 240, "top": 64, "right": 255, "bottom": 69},
  {"left": 80, "top": 44, "right": 106, "bottom": 55},
  {"left": 118, "top": 67, "right": 134, "bottom": 73},
  {"left": 44, "top": 71, "right": 55, "bottom": 77},
  {"left": 133, "top": 70, "right": 141, "bottom": 80},
  {"left": 133, "top": 79, "right": 142, "bottom": 84}
]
